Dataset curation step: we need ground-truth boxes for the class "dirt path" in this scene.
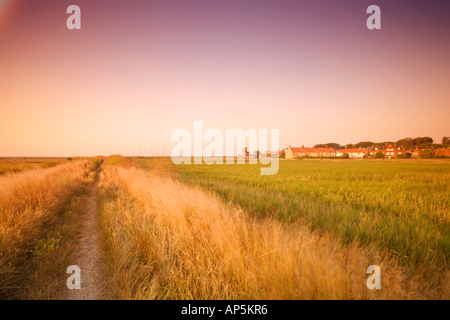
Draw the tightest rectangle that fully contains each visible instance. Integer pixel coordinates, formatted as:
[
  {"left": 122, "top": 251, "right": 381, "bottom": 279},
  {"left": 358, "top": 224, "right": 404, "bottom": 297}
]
[{"left": 66, "top": 171, "right": 105, "bottom": 300}]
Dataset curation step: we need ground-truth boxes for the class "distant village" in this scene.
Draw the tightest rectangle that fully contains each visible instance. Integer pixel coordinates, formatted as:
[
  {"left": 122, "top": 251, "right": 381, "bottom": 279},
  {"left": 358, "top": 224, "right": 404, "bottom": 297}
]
[
  {"left": 246, "top": 136, "right": 450, "bottom": 159},
  {"left": 282, "top": 144, "right": 450, "bottom": 159}
]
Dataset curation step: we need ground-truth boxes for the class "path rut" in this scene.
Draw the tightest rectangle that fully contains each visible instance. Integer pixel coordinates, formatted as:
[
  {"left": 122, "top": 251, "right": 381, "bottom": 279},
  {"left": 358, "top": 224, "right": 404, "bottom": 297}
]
[{"left": 66, "top": 172, "right": 105, "bottom": 300}]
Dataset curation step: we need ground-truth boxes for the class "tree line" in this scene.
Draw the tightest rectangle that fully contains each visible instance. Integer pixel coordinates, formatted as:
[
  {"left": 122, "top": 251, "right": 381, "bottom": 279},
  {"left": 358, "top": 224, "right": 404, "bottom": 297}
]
[{"left": 314, "top": 136, "right": 449, "bottom": 150}]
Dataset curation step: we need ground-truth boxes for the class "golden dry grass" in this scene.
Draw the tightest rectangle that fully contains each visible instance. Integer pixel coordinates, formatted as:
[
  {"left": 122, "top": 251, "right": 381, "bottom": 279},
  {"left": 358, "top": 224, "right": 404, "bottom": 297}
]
[
  {"left": 0, "top": 157, "right": 69, "bottom": 175},
  {"left": 99, "top": 165, "right": 432, "bottom": 299},
  {"left": 0, "top": 160, "right": 92, "bottom": 298}
]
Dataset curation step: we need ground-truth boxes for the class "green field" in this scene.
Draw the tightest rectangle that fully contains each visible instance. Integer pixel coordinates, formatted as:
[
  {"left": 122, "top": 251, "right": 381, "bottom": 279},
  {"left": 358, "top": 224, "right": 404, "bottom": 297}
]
[{"left": 136, "top": 158, "right": 449, "bottom": 276}]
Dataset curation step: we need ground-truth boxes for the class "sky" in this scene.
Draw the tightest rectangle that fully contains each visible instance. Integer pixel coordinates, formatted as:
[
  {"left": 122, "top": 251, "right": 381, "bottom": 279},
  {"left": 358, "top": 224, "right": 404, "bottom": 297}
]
[{"left": 1, "top": 0, "right": 449, "bottom": 156}]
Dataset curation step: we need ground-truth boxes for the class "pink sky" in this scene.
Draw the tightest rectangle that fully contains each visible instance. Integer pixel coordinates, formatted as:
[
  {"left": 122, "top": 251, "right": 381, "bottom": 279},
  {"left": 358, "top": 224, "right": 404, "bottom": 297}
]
[{"left": 1, "top": 0, "right": 449, "bottom": 156}]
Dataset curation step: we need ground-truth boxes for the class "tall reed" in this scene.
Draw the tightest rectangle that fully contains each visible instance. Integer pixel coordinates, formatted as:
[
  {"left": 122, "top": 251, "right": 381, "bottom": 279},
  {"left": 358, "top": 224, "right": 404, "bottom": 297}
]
[
  {"left": 99, "top": 166, "right": 425, "bottom": 299},
  {"left": 0, "top": 161, "right": 91, "bottom": 298}
]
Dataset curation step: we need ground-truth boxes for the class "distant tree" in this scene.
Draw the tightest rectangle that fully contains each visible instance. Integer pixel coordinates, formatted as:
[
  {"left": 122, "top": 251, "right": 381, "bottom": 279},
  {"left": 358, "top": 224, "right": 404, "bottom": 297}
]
[
  {"left": 314, "top": 143, "right": 342, "bottom": 149},
  {"left": 331, "top": 143, "right": 342, "bottom": 149},
  {"left": 346, "top": 144, "right": 355, "bottom": 149},
  {"left": 372, "top": 143, "right": 384, "bottom": 149},
  {"left": 442, "top": 136, "right": 450, "bottom": 145},
  {"left": 396, "top": 138, "right": 414, "bottom": 150},
  {"left": 414, "top": 137, "right": 434, "bottom": 147},
  {"left": 419, "top": 149, "right": 434, "bottom": 159},
  {"left": 396, "top": 153, "right": 408, "bottom": 159},
  {"left": 374, "top": 151, "right": 385, "bottom": 159},
  {"left": 423, "top": 137, "right": 434, "bottom": 144},
  {"left": 355, "top": 141, "right": 374, "bottom": 148}
]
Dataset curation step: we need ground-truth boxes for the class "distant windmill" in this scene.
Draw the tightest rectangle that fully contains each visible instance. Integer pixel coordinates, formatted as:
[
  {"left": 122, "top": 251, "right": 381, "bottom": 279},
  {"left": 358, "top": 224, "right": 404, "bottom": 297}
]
[{"left": 242, "top": 144, "right": 249, "bottom": 159}]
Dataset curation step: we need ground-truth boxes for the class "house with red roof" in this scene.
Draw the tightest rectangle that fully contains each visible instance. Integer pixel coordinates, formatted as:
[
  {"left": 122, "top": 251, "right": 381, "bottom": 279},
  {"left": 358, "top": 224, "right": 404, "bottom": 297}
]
[
  {"left": 369, "top": 144, "right": 410, "bottom": 159},
  {"left": 336, "top": 148, "right": 369, "bottom": 159},
  {"left": 434, "top": 148, "right": 450, "bottom": 157},
  {"left": 285, "top": 145, "right": 336, "bottom": 159},
  {"left": 412, "top": 146, "right": 421, "bottom": 158}
]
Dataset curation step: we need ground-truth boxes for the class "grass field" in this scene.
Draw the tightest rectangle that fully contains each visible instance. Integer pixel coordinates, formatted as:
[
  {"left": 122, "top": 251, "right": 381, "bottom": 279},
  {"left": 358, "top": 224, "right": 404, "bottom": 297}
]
[
  {"left": 0, "top": 158, "right": 73, "bottom": 175},
  {"left": 0, "top": 156, "right": 448, "bottom": 299},
  {"left": 133, "top": 158, "right": 449, "bottom": 298},
  {"left": 97, "top": 164, "right": 423, "bottom": 299},
  {"left": 0, "top": 159, "right": 100, "bottom": 299}
]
